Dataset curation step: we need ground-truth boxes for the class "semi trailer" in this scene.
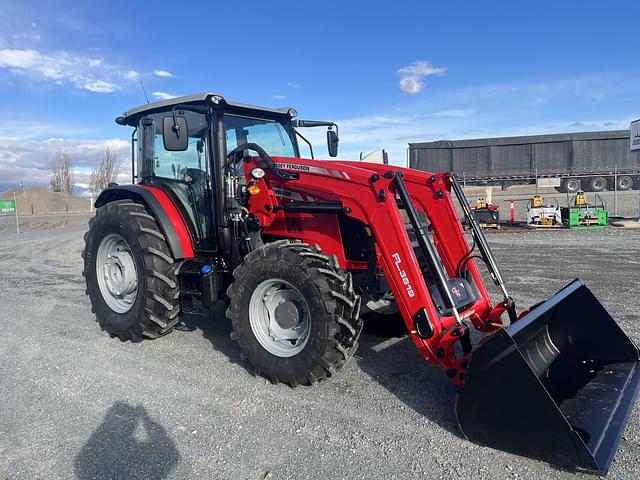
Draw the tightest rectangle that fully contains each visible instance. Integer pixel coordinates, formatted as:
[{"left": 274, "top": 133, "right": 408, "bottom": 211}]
[{"left": 409, "top": 130, "right": 640, "bottom": 192}]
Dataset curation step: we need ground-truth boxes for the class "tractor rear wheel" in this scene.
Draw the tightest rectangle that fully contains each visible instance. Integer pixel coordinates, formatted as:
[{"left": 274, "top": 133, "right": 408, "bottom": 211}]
[
  {"left": 83, "top": 200, "right": 181, "bottom": 341},
  {"left": 227, "top": 240, "right": 362, "bottom": 386}
]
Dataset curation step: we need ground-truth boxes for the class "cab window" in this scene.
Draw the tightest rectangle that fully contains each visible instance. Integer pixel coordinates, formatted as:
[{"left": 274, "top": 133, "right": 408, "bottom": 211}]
[
  {"left": 147, "top": 110, "right": 209, "bottom": 178},
  {"left": 225, "top": 114, "right": 296, "bottom": 158}
]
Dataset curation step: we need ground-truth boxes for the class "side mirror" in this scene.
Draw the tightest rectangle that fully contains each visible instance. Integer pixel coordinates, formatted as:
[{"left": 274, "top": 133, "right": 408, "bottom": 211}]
[
  {"left": 163, "top": 115, "right": 188, "bottom": 151},
  {"left": 327, "top": 129, "right": 339, "bottom": 157}
]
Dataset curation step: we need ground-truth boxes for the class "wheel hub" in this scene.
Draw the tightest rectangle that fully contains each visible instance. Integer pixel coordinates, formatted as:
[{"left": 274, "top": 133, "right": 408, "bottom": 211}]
[
  {"left": 96, "top": 234, "right": 138, "bottom": 313},
  {"left": 249, "top": 279, "right": 311, "bottom": 357},
  {"left": 274, "top": 301, "right": 302, "bottom": 329}
]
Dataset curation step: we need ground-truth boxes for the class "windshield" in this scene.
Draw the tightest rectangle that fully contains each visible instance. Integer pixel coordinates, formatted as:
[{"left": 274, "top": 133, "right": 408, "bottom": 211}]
[{"left": 224, "top": 114, "right": 297, "bottom": 158}]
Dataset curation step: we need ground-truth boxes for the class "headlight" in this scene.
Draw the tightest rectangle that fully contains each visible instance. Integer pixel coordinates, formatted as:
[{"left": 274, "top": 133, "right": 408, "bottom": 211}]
[{"left": 250, "top": 167, "right": 266, "bottom": 179}]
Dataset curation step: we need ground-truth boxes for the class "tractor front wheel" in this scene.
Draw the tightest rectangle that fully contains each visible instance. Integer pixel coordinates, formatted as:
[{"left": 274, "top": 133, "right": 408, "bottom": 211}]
[
  {"left": 83, "top": 200, "right": 181, "bottom": 341},
  {"left": 227, "top": 240, "right": 362, "bottom": 386}
]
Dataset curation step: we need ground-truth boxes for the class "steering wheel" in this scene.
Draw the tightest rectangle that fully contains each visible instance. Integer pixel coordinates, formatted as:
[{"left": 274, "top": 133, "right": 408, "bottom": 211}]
[{"left": 226, "top": 143, "right": 298, "bottom": 180}]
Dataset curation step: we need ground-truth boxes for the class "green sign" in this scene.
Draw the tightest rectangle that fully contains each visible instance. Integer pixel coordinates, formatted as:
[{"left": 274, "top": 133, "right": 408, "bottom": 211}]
[{"left": 0, "top": 199, "right": 15, "bottom": 214}]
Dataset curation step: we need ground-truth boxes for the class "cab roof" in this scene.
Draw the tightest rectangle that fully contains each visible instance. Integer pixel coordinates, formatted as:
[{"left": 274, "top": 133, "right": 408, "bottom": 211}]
[{"left": 115, "top": 92, "right": 296, "bottom": 127}]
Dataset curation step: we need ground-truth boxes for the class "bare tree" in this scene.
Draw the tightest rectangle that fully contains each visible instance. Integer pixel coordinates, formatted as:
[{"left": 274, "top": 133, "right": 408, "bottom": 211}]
[
  {"left": 50, "top": 162, "right": 62, "bottom": 192},
  {"left": 90, "top": 146, "right": 120, "bottom": 195},
  {"left": 51, "top": 151, "right": 75, "bottom": 194}
]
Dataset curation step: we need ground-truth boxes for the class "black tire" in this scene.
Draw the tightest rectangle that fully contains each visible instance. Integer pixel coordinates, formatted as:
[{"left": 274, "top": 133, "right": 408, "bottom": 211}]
[
  {"left": 587, "top": 176, "right": 607, "bottom": 192},
  {"left": 616, "top": 175, "right": 633, "bottom": 191},
  {"left": 562, "top": 178, "right": 581, "bottom": 193},
  {"left": 227, "top": 240, "right": 362, "bottom": 386},
  {"left": 83, "top": 200, "right": 181, "bottom": 341}
]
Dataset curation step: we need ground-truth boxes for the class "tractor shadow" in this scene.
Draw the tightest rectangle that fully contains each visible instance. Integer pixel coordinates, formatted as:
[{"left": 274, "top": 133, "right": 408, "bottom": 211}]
[
  {"left": 74, "top": 401, "right": 181, "bottom": 479},
  {"left": 355, "top": 323, "right": 463, "bottom": 438},
  {"left": 181, "top": 304, "right": 461, "bottom": 438},
  {"left": 180, "top": 302, "right": 253, "bottom": 375}
]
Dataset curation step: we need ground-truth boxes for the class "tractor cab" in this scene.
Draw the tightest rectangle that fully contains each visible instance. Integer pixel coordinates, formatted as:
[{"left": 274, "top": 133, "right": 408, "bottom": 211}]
[{"left": 114, "top": 93, "right": 338, "bottom": 253}]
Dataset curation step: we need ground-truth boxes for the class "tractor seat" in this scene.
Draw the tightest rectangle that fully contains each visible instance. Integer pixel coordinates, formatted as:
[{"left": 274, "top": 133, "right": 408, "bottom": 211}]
[
  {"left": 183, "top": 168, "right": 206, "bottom": 197},
  {"left": 183, "top": 168, "right": 209, "bottom": 214}
]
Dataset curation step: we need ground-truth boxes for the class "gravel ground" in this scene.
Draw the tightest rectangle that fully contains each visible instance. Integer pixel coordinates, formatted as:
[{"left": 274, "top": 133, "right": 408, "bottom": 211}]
[{"left": 0, "top": 219, "right": 639, "bottom": 479}]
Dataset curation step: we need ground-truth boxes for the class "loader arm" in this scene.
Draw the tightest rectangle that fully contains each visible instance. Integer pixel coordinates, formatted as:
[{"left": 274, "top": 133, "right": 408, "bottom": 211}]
[
  {"left": 244, "top": 155, "right": 640, "bottom": 473},
  {"left": 244, "top": 156, "right": 498, "bottom": 382}
]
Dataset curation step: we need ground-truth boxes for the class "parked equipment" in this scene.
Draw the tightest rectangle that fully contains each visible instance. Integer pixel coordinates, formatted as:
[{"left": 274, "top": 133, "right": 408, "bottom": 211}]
[
  {"left": 526, "top": 195, "right": 562, "bottom": 228},
  {"left": 83, "top": 93, "right": 639, "bottom": 474},
  {"left": 562, "top": 191, "right": 609, "bottom": 229},
  {"left": 470, "top": 197, "right": 500, "bottom": 229}
]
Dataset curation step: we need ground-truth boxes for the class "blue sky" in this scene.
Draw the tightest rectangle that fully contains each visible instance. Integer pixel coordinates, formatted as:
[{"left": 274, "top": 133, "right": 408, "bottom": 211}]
[{"left": 1, "top": 0, "right": 640, "bottom": 194}]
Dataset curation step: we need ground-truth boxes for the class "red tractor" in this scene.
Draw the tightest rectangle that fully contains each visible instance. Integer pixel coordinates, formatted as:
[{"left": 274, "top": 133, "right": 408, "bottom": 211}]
[{"left": 83, "top": 93, "right": 639, "bottom": 474}]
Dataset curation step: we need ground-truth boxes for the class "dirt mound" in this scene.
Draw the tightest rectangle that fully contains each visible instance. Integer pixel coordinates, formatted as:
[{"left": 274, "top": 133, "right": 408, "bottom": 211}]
[{"left": 0, "top": 187, "right": 91, "bottom": 215}]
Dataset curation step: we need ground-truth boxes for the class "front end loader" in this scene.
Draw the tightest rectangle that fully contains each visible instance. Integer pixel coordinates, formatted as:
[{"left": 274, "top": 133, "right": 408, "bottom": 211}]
[{"left": 83, "top": 93, "right": 639, "bottom": 474}]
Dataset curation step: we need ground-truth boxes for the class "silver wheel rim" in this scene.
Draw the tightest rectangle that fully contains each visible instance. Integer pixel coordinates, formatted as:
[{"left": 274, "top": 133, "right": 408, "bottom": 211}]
[
  {"left": 567, "top": 180, "right": 579, "bottom": 192},
  {"left": 592, "top": 179, "right": 605, "bottom": 190},
  {"left": 249, "top": 278, "right": 311, "bottom": 357},
  {"left": 96, "top": 233, "right": 138, "bottom": 313},
  {"left": 620, "top": 177, "right": 632, "bottom": 189}
]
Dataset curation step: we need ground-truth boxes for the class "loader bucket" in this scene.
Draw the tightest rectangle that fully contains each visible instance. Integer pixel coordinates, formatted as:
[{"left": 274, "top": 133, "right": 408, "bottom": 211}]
[{"left": 456, "top": 279, "right": 640, "bottom": 474}]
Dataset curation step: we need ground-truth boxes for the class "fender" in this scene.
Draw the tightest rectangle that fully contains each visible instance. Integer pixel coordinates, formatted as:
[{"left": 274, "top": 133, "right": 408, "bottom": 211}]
[{"left": 95, "top": 184, "right": 195, "bottom": 259}]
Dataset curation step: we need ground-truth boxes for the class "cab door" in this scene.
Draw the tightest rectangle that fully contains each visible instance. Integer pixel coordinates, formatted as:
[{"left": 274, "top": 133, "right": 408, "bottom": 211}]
[{"left": 138, "top": 109, "right": 215, "bottom": 250}]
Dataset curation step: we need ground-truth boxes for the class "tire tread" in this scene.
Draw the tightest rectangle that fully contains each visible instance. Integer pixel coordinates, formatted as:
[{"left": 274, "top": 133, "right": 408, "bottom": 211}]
[
  {"left": 226, "top": 240, "right": 362, "bottom": 386},
  {"left": 82, "top": 199, "right": 182, "bottom": 341}
]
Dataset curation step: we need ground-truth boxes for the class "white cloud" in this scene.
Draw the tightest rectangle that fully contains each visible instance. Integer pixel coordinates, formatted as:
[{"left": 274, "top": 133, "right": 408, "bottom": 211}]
[
  {"left": 444, "top": 73, "right": 633, "bottom": 105},
  {"left": 295, "top": 112, "right": 453, "bottom": 163},
  {"left": 288, "top": 82, "right": 302, "bottom": 89},
  {"left": 432, "top": 109, "right": 474, "bottom": 118},
  {"left": 0, "top": 48, "right": 39, "bottom": 68},
  {"left": 399, "top": 77, "right": 423, "bottom": 95},
  {"left": 153, "top": 69, "right": 173, "bottom": 77},
  {"left": 397, "top": 60, "right": 447, "bottom": 94},
  {"left": 0, "top": 48, "right": 136, "bottom": 93},
  {"left": 0, "top": 137, "right": 131, "bottom": 195},
  {"left": 152, "top": 91, "right": 176, "bottom": 100},
  {"left": 560, "top": 119, "right": 630, "bottom": 131},
  {"left": 272, "top": 94, "right": 286, "bottom": 100},
  {"left": 0, "top": 120, "right": 95, "bottom": 140},
  {"left": 84, "top": 80, "right": 117, "bottom": 93},
  {"left": 397, "top": 61, "right": 447, "bottom": 78}
]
